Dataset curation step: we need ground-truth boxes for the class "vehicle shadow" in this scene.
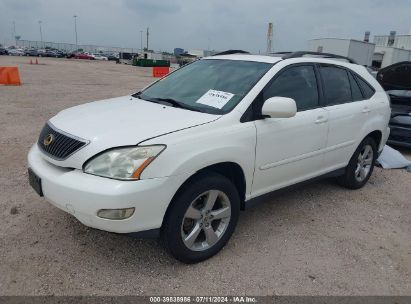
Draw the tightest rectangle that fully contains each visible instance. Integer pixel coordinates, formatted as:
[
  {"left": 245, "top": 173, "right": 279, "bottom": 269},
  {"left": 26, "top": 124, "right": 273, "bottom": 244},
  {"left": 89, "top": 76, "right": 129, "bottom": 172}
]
[{"left": 65, "top": 176, "right": 351, "bottom": 270}]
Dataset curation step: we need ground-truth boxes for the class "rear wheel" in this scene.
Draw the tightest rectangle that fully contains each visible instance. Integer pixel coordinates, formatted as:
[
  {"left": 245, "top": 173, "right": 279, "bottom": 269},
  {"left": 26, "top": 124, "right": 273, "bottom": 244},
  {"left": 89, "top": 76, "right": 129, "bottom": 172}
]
[
  {"left": 337, "top": 137, "right": 377, "bottom": 189},
  {"left": 161, "top": 172, "right": 240, "bottom": 263}
]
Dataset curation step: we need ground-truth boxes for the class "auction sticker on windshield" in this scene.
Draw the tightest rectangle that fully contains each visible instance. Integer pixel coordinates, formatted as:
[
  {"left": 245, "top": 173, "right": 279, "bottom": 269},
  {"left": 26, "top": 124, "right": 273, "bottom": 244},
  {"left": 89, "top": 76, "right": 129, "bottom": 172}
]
[{"left": 196, "top": 89, "right": 234, "bottom": 109}]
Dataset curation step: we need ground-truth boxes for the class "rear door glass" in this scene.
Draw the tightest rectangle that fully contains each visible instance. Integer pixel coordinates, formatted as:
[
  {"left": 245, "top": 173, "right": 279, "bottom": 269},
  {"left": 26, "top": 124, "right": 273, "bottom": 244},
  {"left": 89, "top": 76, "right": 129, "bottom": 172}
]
[{"left": 320, "top": 65, "right": 352, "bottom": 105}]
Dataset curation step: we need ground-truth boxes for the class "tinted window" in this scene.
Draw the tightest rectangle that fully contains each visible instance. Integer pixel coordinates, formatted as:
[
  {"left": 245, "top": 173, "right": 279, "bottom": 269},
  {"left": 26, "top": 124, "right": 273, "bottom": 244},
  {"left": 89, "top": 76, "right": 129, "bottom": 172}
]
[
  {"left": 348, "top": 72, "right": 364, "bottom": 101},
  {"left": 320, "top": 65, "right": 352, "bottom": 105},
  {"left": 263, "top": 65, "right": 319, "bottom": 111},
  {"left": 355, "top": 75, "right": 375, "bottom": 99}
]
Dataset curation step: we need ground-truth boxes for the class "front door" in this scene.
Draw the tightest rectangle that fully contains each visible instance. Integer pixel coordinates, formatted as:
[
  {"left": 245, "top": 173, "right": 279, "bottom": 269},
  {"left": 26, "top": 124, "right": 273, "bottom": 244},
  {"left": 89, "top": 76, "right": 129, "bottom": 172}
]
[{"left": 251, "top": 64, "right": 329, "bottom": 197}]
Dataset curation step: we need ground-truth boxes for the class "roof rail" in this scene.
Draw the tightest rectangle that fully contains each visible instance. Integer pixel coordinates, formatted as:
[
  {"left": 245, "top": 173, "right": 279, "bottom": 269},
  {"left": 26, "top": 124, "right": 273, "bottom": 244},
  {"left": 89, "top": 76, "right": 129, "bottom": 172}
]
[
  {"left": 282, "top": 51, "right": 358, "bottom": 64},
  {"left": 213, "top": 50, "right": 250, "bottom": 56}
]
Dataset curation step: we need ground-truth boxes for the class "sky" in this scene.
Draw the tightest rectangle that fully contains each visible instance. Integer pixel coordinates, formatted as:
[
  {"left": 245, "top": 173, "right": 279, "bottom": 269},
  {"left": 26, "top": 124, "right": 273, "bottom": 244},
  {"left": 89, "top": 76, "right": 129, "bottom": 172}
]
[{"left": 1, "top": 0, "right": 410, "bottom": 53}]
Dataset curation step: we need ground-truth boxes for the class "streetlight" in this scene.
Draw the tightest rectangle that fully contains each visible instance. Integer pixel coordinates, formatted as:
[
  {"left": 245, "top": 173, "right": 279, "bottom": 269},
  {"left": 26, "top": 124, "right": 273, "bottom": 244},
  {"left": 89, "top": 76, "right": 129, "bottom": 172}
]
[
  {"left": 73, "top": 15, "right": 78, "bottom": 51},
  {"left": 38, "top": 21, "right": 43, "bottom": 47}
]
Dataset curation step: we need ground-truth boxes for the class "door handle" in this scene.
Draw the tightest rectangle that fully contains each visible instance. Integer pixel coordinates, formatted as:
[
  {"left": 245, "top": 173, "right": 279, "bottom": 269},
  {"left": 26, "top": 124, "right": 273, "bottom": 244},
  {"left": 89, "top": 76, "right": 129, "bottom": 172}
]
[
  {"left": 362, "top": 107, "right": 371, "bottom": 114},
  {"left": 315, "top": 116, "right": 328, "bottom": 124}
]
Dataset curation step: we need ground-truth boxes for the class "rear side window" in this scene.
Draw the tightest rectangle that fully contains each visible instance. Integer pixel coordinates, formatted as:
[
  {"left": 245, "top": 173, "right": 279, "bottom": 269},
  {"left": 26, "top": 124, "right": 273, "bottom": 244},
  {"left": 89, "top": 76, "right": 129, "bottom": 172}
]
[
  {"left": 263, "top": 65, "right": 319, "bottom": 111},
  {"left": 348, "top": 72, "right": 364, "bottom": 101},
  {"left": 320, "top": 65, "right": 352, "bottom": 105},
  {"left": 355, "top": 75, "right": 375, "bottom": 99}
]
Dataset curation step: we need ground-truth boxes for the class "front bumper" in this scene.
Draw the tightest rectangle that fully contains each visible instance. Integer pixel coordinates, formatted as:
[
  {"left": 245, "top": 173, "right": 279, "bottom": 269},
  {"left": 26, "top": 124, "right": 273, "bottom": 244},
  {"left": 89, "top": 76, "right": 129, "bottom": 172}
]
[{"left": 28, "top": 144, "right": 188, "bottom": 234}]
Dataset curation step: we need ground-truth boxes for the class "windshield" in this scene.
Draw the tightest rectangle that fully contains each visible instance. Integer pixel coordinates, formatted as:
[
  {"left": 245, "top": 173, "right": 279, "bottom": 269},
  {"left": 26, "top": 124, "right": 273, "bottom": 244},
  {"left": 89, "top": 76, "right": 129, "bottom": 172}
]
[{"left": 138, "top": 59, "right": 273, "bottom": 114}]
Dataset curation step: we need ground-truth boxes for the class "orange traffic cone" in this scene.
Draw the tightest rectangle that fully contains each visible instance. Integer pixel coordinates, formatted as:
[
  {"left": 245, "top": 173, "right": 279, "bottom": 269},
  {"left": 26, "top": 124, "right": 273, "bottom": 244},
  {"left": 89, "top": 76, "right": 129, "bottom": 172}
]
[
  {"left": 35, "top": 58, "right": 39, "bottom": 65},
  {"left": 0, "top": 67, "right": 22, "bottom": 85}
]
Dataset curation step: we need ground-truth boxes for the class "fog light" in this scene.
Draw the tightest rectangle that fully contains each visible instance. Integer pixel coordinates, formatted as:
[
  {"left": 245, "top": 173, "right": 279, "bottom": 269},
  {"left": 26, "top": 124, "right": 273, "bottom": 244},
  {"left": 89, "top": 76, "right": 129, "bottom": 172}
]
[{"left": 97, "top": 208, "right": 135, "bottom": 220}]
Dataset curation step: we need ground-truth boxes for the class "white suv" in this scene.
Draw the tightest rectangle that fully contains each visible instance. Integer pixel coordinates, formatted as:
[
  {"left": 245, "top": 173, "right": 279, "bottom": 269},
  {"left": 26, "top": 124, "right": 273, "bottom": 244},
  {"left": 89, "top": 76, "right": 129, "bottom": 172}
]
[{"left": 28, "top": 52, "right": 390, "bottom": 263}]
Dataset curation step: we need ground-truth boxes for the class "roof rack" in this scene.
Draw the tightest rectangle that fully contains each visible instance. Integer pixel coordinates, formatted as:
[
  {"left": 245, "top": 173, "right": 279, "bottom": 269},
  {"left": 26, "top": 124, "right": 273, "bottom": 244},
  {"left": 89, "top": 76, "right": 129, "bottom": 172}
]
[
  {"left": 213, "top": 50, "right": 250, "bottom": 56},
  {"left": 282, "top": 51, "right": 358, "bottom": 64}
]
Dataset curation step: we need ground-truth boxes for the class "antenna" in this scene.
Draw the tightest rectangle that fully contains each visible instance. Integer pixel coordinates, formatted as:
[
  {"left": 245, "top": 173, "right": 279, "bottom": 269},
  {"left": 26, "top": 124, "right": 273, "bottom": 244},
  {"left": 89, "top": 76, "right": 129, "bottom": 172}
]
[{"left": 266, "top": 22, "right": 273, "bottom": 54}]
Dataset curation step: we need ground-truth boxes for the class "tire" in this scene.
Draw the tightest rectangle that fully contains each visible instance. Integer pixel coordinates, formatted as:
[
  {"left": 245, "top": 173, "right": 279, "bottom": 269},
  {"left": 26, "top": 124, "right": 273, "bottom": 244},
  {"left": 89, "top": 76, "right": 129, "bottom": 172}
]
[
  {"left": 337, "top": 137, "right": 377, "bottom": 189},
  {"left": 161, "top": 172, "right": 240, "bottom": 263}
]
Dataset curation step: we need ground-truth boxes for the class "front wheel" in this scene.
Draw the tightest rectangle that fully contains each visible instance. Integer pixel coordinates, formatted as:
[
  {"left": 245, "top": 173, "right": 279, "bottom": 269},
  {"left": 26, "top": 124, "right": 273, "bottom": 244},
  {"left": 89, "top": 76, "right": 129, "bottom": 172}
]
[
  {"left": 161, "top": 172, "right": 240, "bottom": 263},
  {"left": 337, "top": 137, "right": 377, "bottom": 189}
]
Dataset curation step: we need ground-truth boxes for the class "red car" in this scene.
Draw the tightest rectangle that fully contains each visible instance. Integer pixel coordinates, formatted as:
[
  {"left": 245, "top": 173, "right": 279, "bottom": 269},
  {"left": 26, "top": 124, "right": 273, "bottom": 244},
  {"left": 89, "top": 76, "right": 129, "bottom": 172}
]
[{"left": 74, "top": 53, "right": 95, "bottom": 60}]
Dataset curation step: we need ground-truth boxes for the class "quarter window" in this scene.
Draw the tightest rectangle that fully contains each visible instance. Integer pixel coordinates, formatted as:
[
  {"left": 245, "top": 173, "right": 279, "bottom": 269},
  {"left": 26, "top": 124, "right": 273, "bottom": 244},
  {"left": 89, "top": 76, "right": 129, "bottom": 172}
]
[
  {"left": 263, "top": 65, "right": 319, "bottom": 111},
  {"left": 355, "top": 75, "right": 375, "bottom": 99},
  {"left": 348, "top": 72, "right": 364, "bottom": 101},
  {"left": 320, "top": 65, "right": 352, "bottom": 105}
]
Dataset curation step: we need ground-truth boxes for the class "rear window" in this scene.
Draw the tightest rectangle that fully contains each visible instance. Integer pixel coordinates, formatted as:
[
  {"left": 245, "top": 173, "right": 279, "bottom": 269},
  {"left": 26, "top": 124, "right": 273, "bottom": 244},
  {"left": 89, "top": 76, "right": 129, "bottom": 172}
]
[{"left": 320, "top": 65, "right": 352, "bottom": 105}]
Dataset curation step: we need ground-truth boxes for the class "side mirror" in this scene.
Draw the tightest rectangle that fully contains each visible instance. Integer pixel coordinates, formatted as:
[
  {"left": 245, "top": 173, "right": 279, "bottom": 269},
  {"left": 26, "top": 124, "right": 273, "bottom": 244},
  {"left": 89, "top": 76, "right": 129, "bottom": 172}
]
[{"left": 261, "top": 97, "right": 297, "bottom": 118}]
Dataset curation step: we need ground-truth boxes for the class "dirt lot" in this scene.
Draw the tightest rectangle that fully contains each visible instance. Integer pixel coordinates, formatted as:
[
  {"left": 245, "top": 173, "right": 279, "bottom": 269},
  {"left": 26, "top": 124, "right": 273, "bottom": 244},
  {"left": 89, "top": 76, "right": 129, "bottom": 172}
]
[{"left": 0, "top": 56, "right": 410, "bottom": 296}]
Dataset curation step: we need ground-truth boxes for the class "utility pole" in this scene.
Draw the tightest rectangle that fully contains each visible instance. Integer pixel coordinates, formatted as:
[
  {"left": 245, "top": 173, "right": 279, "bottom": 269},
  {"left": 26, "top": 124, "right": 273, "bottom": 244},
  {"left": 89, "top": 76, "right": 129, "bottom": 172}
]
[
  {"left": 38, "top": 21, "right": 43, "bottom": 47},
  {"left": 146, "top": 27, "right": 149, "bottom": 51},
  {"left": 13, "top": 21, "right": 16, "bottom": 45},
  {"left": 73, "top": 15, "right": 78, "bottom": 51},
  {"left": 140, "top": 30, "right": 143, "bottom": 53}
]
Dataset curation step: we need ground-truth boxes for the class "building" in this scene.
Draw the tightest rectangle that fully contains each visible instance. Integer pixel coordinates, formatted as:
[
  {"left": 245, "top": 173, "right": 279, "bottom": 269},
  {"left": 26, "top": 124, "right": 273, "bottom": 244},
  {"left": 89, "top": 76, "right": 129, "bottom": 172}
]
[
  {"left": 187, "top": 49, "right": 217, "bottom": 58},
  {"left": 372, "top": 46, "right": 411, "bottom": 68},
  {"left": 307, "top": 38, "right": 375, "bottom": 66},
  {"left": 374, "top": 30, "right": 411, "bottom": 50},
  {"left": 372, "top": 31, "right": 411, "bottom": 68}
]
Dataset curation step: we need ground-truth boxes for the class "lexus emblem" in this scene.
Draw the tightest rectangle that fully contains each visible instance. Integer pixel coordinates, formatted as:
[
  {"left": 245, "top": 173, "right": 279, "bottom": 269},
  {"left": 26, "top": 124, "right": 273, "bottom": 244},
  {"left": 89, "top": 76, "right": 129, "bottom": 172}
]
[{"left": 43, "top": 134, "right": 54, "bottom": 146}]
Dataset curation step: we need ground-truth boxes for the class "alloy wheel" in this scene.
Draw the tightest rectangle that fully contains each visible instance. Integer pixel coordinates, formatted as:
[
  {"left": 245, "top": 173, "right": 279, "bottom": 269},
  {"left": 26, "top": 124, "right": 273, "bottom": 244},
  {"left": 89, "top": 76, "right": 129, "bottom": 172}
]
[
  {"left": 181, "top": 190, "right": 231, "bottom": 251},
  {"left": 355, "top": 144, "right": 374, "bottom": 182}
]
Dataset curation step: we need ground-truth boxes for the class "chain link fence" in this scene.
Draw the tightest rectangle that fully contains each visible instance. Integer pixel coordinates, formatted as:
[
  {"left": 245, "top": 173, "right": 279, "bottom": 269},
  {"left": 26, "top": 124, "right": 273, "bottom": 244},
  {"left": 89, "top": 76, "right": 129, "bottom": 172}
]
[{"left": 16, "top": 39, "right": 139, "bottom": 53}]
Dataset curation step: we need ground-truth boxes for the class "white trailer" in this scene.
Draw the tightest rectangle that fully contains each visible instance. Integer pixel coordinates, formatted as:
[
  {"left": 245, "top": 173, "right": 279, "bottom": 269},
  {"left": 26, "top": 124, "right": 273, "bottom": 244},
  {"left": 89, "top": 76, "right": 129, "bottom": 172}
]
[{"left": 307, "top": 38, "right": 375, "bottom": 67}]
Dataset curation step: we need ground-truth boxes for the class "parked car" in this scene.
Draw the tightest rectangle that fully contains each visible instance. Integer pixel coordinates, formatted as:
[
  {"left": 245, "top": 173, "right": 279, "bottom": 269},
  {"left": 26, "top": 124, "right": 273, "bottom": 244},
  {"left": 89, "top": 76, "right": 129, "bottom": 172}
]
[
  {"left": 377, "top": 61, "right": 411, "bottom": 147},
  {"left": 0, "top": 48, "right": 8, "bottom": 55},
  {"left": 74, "top": 53, "right": 95, "bottom": 60},
  {"left": 93, "top": 53, "right": 108, "bottom": 60},
  {"left": 24, "top": 49, "right": 39, "bottom": 57},
  {"left": 28, "top": 51, "right": 390, "bottom": 263},
  {"left": 106, "top": 53, "right": 119, "bottom": 61},
  {"left": 37, "top": 49, "right": 47, "bottom": 57},
  {"left": 8, "top": 48, "right": 24, "bottom": 56}
]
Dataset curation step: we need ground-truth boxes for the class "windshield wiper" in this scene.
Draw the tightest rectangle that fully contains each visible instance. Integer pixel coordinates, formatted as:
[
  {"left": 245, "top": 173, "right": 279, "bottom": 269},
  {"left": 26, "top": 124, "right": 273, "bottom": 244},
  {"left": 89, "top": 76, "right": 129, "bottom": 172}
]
[{"left": 145, "top": 97, "right": 193, "bottom": 110}]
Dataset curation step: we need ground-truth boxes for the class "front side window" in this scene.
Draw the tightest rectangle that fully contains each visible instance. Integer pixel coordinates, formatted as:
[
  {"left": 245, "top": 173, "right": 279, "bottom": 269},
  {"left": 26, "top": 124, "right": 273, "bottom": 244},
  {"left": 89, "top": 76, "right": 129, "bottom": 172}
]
[
  {"left": 263, "top": 65, "right": 319, "bottom": 111},
  {"left": 139, "top": 59, "right": 272, "bottom": 114},
  {"left": 320, "top": 65, "right": 352, "bottom": 105}
]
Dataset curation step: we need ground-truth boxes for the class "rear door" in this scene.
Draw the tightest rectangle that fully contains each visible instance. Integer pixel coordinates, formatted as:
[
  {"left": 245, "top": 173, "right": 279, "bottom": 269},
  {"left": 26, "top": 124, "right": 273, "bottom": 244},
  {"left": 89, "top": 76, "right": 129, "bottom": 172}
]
[
  {"left": 252, "top": 64, "right": 329, "bottom": 197},
  {"left": 319, "top": 64, "right": 374, "bottom": 170}
]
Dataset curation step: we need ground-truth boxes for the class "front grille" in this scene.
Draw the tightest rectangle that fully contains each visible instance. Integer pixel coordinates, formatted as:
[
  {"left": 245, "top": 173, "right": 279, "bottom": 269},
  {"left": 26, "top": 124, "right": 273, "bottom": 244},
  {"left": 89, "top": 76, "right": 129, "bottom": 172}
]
[{"left": 37, "top": 122, "right": 88, "bottom": 160}]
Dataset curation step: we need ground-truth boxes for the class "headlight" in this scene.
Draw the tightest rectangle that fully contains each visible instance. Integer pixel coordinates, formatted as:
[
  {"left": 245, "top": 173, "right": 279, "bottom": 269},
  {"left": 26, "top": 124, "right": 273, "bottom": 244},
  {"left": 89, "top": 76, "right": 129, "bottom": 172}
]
[{"left": 84, "top": 145, "right": 165, "bottom": 180}]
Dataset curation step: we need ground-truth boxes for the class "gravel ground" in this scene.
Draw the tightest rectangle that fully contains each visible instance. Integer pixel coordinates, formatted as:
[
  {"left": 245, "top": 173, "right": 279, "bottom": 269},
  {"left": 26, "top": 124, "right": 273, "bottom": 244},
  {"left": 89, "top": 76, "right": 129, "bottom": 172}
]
[{"left": 0, "top": 56, "right": 410, "bottom": 296}]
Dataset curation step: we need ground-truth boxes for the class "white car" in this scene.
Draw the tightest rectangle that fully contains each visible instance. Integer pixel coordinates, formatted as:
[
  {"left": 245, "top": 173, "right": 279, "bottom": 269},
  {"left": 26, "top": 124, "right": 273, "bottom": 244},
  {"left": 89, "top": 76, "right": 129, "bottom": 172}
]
[
  {"left": 8, "top": 48, "right": 24, "bottom": 56},
  {"left": 93, "top": 54, "right": 108, "bottom": 60},
  {"left": 28, "top": 51, "right": 391, "bottom": 263}
]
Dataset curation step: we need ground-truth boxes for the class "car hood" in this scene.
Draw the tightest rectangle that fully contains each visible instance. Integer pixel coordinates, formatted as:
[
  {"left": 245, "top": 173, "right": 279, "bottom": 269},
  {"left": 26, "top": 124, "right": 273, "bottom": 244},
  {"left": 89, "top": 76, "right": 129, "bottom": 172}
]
[
  {"left": 46, "top": 96, "right": 220, "bottom": 167},
  {"left": 377, "top": 61, "right": 411, "bottom": 91}
]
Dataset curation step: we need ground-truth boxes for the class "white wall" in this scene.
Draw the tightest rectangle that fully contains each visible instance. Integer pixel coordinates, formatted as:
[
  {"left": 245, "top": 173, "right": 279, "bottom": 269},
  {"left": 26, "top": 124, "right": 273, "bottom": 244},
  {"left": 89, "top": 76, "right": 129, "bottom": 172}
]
[
  {"left": 308, "top": 39, "right": 350, "bottom": 56},
  {"left": 348, "top": 41, "right": 375, "bottom": 66},
  {"left": 375, "top": 46, "right": 411, "bottom": 68},
  {"left": 307, "top": 38, "right": 375, "bottom": 66}
]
